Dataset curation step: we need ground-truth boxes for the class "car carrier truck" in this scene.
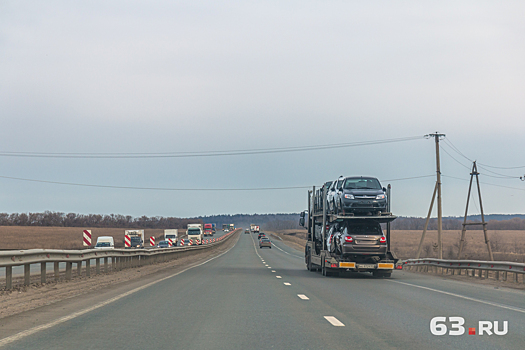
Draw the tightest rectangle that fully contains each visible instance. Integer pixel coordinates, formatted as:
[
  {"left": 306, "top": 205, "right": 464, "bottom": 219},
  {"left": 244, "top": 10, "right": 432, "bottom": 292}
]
[{"left": 301, "top": 184, "right": 399, "bottom": 277}]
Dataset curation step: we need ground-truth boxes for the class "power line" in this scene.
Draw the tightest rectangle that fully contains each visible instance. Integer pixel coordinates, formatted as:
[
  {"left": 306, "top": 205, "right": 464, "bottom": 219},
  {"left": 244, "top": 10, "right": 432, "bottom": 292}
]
[
  {"left": 0, "top": 175, "right": 310, "bottom": 191},
  {"left": 442, "top": 174, "right": 525, "bottom": 192},
  {"left": 0, "top": 173, "right": 435, "bottom": 191},
  {"left": 0, "top": 136, "right": 423, "bottom": 159}
]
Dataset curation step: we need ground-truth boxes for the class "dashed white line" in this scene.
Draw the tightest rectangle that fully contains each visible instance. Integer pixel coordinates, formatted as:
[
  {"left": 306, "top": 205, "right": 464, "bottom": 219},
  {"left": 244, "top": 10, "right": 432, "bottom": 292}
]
[
  {"left": 264, "top": 264, "right": 268, "bottom": 266},
  {"left": 276, "top": 276, "right": 282, "bottom": 279},
  {"left": 297, "top": 294, "right": 309, "bottom": 300},
  {"left": 324, "top": 316, "right": 345, "bottom": 326},
  {"left": 284, "top": 282, "right": 291, "bottom": 286},
  {"left": 267, "top": 267, "right": 271, "bottom": 269},
  {"left": 271, "top": 270, "right": 276, "bottom": 272}
]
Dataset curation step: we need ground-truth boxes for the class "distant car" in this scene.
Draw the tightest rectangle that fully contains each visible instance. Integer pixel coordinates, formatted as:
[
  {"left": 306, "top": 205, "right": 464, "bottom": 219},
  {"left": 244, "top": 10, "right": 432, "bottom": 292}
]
[
  {"left": 245, "top": 229, "right": 250, "bottom": 234},
  {"left": 335, "top": 176, "right": 387, "bottom": 215},
  {"left": 258, "top": 233, "right": 266, "bottom": 240},
  {"left": 224, "top": 229, "right": 229, "bottom": 233},
  {"left": 157, "top": 240, "right": 171, "bottom": 248},
  {"left": 259, "top": 237, "right": 271, "bottom": 248}
]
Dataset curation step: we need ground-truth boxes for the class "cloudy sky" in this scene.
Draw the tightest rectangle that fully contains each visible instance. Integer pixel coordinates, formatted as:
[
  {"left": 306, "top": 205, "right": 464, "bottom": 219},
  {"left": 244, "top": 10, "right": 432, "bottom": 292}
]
[{"left": 1, "top": 1, "right": 524, "bottom": 218}]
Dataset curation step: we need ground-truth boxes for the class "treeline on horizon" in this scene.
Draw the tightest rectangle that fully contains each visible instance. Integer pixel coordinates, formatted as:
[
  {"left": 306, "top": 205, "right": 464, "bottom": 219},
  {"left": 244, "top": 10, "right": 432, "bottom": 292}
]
[
  {"left": 1, "top": 211, "right": 525, "bottom": 231},
  {"left": 0, "top": 212, "right": 202, "bottom": 229}
]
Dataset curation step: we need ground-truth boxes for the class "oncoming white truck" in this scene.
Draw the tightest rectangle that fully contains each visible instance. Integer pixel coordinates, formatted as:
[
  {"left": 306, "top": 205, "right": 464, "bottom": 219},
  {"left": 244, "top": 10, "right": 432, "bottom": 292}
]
[
  {"left": 164, "top": 229, "right": 178, "bottom": 247},
  {"left": 187, "top": 224, "right": 203, "bottom": 245},
  {"left": 124, "top": 230, "right": 144, "bottom": 248},
  {"left": 95, "top": 236, "right": 115, "bottom": 249}
]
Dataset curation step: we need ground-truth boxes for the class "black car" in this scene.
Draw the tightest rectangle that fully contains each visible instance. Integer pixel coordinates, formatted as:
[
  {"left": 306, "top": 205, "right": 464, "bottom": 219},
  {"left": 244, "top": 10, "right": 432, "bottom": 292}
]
[
  {"left": 258, "top": 233, "right": 266, "bottom": 240},
  {"left": 335, "top": 176, "right": 387, "bottom": 215},
  {"left": 327, "top": 220, "right": 387, "bottom": 263},
  {"left": 157, "top": 240, "right": 171, "bottom": 248}
]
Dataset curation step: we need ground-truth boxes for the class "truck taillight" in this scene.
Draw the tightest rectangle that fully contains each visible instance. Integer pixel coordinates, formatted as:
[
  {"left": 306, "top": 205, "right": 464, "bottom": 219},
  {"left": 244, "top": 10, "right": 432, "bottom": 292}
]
[
  {"left": 379, "top": 236, "right": 386, "bottom": 244},
  {"left": 344, "top": 236, "right": 353, "bottom": 243},
  {"left": 326, "top": 225, "right": 330, "bottom": 231}
]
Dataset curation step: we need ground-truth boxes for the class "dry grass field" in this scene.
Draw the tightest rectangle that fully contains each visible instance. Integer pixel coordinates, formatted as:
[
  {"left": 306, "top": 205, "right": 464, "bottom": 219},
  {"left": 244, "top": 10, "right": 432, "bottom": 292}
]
[
  {"left": 270, "top": 228, "right": 525, "bottom": 263},
  {"left": 0, "top": 226, "right": 187, "bottom": 250}
]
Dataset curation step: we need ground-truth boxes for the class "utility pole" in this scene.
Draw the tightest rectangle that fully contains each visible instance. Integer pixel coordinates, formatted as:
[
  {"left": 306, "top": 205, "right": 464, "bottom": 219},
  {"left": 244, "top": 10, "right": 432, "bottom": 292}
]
[
  {"left": 417, "top": 132, "right": 445, "bottom": 259},
  {"left": 457, "top": 162, "right": 494, "bottom": 261}
]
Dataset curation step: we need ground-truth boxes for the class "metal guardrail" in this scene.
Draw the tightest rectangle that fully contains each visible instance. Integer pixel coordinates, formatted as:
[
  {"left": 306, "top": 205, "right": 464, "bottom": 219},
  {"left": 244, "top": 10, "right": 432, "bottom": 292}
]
[
  {"left": 0, "top": 229, "right": 239, "bottom": 290},
  {"left": 404, "top": 258, "right": 525, "bottom": 283}
]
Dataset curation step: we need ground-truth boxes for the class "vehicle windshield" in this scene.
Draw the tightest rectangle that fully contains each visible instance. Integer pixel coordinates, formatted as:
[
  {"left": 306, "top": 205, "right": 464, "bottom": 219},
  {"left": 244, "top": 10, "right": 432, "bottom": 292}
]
[
  {"left": 188, "top": 229, "right": 201, "bottom": 235},
  {"left": 165, "top": 235, "right": 176, "bottom": 239},
  {"left": 95, "top": 242, "right": 110, "bottom": 247},
  {"left": 343, "top": 178, "right": 381, "bottom": 190},
  {"left": 346, "top": 223, "right": 382, "bottom": 235}
]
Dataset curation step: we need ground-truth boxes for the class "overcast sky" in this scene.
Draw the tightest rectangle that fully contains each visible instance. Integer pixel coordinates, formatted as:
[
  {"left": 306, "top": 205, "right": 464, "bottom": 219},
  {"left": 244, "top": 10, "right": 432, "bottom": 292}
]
[{"left": 1, "top": 1, "right": 524, "bottom": 218}]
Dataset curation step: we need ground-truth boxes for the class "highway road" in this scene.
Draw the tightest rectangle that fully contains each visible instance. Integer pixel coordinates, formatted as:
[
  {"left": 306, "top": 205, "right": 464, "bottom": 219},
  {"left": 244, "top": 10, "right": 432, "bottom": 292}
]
[{"left": 1, "top": 231, "right": 524, "bottom": 349}]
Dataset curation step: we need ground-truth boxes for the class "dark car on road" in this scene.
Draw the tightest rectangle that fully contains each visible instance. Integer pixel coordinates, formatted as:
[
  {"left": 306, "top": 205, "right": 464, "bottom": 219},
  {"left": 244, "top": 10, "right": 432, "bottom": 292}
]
[
  {"left": 245, "top": 229, "right": 250, "bottom": 234},
  {"left": 327, "top": 220, "right": 387, "bottom": 263},
  {"left": 157, "top": 240, "right": 171, "bottom": 248},
  {"left": 258, "top": 233, "right": 266, "bottom": 240},
  {"left": 335, "top": 176, "right": 387, "bottom": 215}
]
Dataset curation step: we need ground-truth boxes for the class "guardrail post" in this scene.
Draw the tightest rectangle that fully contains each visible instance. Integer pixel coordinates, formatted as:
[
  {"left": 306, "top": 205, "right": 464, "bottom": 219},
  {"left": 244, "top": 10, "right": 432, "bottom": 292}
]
[
  {"left": 96, "top": 258, "right": 100, "bottom": 275},
  {"left": 41, "top": 262, "right": 47, "bottom": 284},
  {"left": 86, "top": 260, "right": 91, "bottom": 277},
  {"left": 503, "top": 271, "right": 507, "bottom": 281},
  {"left": 514, "top": 272, "right": 519, "bottom": 283},
  {"left": 77, "top": 262, "right": 82, "bottom": 276},
  {"left": 495, "top": 271, "right": 499, "bottom": 280},
  {"left": 6, "top": 266, "right": 12, "bottom": 289},
  {"left": 24, "top": 264, "right": 30, "bottom": 286},
  {"left": 65, "top": 262, "right": 72, "bottom": 281},
  {"left": 54, "top": 262, "right": 60, "bottom": 281},
  {"left": 104, "top": 257, "right": 108, "bottom": 273},
  {"left": 112, "top": 257, "right": 116, "bottom": 271}
]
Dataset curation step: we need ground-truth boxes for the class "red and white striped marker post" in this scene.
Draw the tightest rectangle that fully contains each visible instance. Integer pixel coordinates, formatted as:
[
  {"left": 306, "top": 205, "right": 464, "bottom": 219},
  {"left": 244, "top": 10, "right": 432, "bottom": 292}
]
[
  {"left": 167, "top": 238, "right": 173, "bottom": 246},
  {"left": 189, "top": 239, "right": 193, "bottom": 246},
  {"left": 124, "top": 234, "right": 131, "bottom": 248},
  {"left": 150, "top": 236, "right": 155, "bottom": 246},
  {"left": 180, "top": 239, "right": 184, "bottom": 246},
  {"left": 83, "top": 230, "right": 92, "bottom": 246}
]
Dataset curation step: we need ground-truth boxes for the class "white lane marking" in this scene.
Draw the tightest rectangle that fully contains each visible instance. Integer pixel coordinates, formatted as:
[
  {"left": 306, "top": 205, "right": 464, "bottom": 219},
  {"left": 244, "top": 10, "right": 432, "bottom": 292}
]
[
  {"left": 267, "top": 267, "right": 271, "bottom": 269},
  {"left": 271, "top": 270, "right": 276, "bottom": 272},
  {"left": 324, "top": 316, "right": 345, "bottom": 326},
  {"left": 388, "top": 280, "right": 525, "bottom": 314},
  {"left": 0, "top": 240, "right": 237, "bottom": 347},
  {"left": 264, "top": 264, "right": 268, "bottom": 266},
  {"left": 284, "top": 282, "right": 291, "bottom": 286},
  {"left": 276, "top": 276, "right": 282, "bottom": 279},
  {"left": 271, "top": 241, "right": 303, "bottom": 258},
  {"left": 297, "top": 294, "right": 309, "bottom": 300}
]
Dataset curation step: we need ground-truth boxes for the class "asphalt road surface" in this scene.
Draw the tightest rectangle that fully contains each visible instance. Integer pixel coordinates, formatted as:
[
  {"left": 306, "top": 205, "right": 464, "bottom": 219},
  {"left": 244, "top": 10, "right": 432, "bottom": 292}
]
[{"left": 1, "top": 232, "right": 523, "bottom": 349}]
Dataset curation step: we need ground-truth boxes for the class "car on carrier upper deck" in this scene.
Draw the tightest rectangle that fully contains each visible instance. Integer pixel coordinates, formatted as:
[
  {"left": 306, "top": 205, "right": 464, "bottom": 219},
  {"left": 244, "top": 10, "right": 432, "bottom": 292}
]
[{"left": 335, "top": 176, "right": 387, "bottom": 215}]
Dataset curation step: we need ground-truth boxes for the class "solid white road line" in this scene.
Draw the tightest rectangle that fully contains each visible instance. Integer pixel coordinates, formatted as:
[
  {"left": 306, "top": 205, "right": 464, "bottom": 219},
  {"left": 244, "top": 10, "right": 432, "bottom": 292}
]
[
  {"left": 388, "top": 280, "right": 525, "bottom": 314},
  {"left": 0, "top": 241, "right": 237, "bottom": 348},
  {"left": 324, "top": 316, "right": 345, "bottom": 326},
  {"left": 297, "top": 294, "right": 309, "bottom": 300},
  {"left": 276, "top": 276, "right": 282, "bottom": 279},
  {"left": 284, "top": 283, "right": 291, "bottom": 286}
]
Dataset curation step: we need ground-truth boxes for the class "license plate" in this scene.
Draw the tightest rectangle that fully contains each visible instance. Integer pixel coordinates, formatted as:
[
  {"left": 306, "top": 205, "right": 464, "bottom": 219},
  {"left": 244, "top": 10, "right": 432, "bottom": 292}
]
[{"left": 357, "top": 264, "right": 375, "bottom": 269}]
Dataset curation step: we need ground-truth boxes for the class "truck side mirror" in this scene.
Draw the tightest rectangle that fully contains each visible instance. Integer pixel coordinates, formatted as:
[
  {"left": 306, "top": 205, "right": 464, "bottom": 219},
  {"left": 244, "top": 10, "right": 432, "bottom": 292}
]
[
  {"left": 299, "top": 218, "right": 305, "bottom": 227},
  {"left": 300, "top": 211, "right": 305, "bottom": 218},
  {"left": 383, "top": 187, "right": 386, "bottom": 192}
]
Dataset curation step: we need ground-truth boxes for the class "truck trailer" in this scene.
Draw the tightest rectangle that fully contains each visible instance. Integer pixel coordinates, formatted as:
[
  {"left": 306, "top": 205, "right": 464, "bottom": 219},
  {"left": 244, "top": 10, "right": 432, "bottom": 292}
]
[{"left": 302, "top": 184, "right": 398, "bottom": 277}]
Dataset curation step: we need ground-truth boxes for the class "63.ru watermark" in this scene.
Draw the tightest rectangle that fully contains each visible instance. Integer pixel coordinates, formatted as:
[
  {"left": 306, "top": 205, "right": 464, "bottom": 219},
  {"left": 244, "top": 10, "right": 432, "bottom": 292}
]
[{"left": 430, "top": 317, "right": 508, "bottom": 336}]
